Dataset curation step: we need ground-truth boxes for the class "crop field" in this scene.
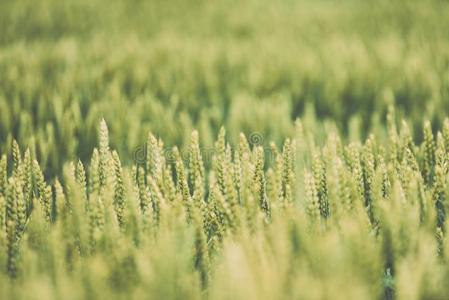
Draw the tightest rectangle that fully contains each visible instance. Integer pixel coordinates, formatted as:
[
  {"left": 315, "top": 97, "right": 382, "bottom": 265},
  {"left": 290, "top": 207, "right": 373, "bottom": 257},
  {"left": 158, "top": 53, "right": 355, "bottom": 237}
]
[{"left": 1, "top": 0, "right": 449, "bottom": 299}]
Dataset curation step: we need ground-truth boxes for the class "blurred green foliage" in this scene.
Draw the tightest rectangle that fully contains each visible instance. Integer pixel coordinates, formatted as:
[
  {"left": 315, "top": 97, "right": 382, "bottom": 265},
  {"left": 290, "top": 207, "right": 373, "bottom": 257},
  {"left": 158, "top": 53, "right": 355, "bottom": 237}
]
[{"left": 1, "top": 0, "right": 449, "bottom": 175}]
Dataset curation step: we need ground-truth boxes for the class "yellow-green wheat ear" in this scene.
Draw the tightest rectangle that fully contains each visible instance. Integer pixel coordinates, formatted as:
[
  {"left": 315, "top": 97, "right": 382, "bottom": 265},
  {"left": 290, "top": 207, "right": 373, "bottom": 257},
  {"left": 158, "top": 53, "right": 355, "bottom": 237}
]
[
  {"left": 5, "top": 179, "right": 18, "bottom": 278},
  {"left": 136, "top": 165, "right": 150, "bottom": 215},
  {"left": 98, "top": 118, "right": 110, "bottom": 189},
  {"left": 21, "top": 149, "right": 32, "bottom": 207},
  {"left": 54, "top": 179, "right": 66, "bottom": 223},
  {"left": 147, "top": 173, "right": 163, "bottom": 226},
  {"left": 236, "top": 133, "right": 250, "bottom": 202},
  {"left": 443, "top": 118, "right": 449, "bottom": 154},
  {"left": 238, "top": 132, "right": 251, "bottom": 161},
  {"left": 76, "top": 160, "right": 88, "bottom": 202},
  {"left": 11, "top": 140, "right": 21, "bottom": 178},
  {"left": 271, "top": 144, "right": 284, "bottom": 205},
  {"left": 146, "top": 132, "right": 164, "bottom": 181},
  {"left": 436, "top": 226, "right": 444, "bottom": 256},
  {"left": 162, "top": 165, "right": 177, "bottom": 203},
  {"left": 253, "top": 146, "right": 269, "bottom": 217},
  {"left": 13, "top": 177, "right": 26, "bottom": 235},
  {"left": 222, "top": 144, "right": 238, "bottom": 219},
  {"left": 312, "top": 150, "right": 329, "bottom": 219},
  {"left": 6, "top": 217, "right": 17, "bottom": 278},
  {"left": 5, "top": 178, "right": 17, "bottom": 230},
  {"left": 0, "top": 155, "right": 7, "bottom": 198},
  {"left": 378, "top": 155, "right": 391, "bottom": 200},
  {"left": 0, "top": 196, "right": 5, "bottom": 234},
  {"left": 386, "top": 105, "right": 398, "bottom": 162},
  {"left": 362, "top": 138, "right": 376, "bottom": 223},
  {"left": 436, "top": 132, "right": 447, "bottom": 174},
  {"left": 423, "top": 121, "right": 436, "bottom": 186},
  {"left": 173, "top": 147, "right": 192, "bottom": 220},
  {"left": 336, "top": 157, "right": 352, "bottom": 212},
  {"left": 433, "top": 133, "right": 447, "bottom": 230},
  {"left": 32, "top": 160, "right": 52, "bottom": 225},
  {"left": 304, "top": 169, "right": 320, "bottom": 223},
  {"left": 404, "top": 147, "right": 420, "bottom": 173},
  {"left": 347, "top": 143, "right": 365, "bottom": 202},
  {"left": 214, "top": 127, "right": 226, "bottom": 196},
  {"left": 192, "top": 204, "right": 210, "bottom": 288},
  {"left": 433, "top": 162, "right": 446, "bottom": 230},
  {"left": 89, "top": 148, "right": 100, "bottom": 196},
  {"left": 88, "top": 194, "right": 105, "bottom": 253},
  {"left": 112, "top": 151, "right": 126, "bottom": 228},
  {"left": 397, "top": 121, "right": 412, "bottom": 160},
  {"left": 189, "top": 130, "right": 205, "bottom": 203},
  {"left": 281, "top": 138, "right": 294, "bottom": 204},
  {"left": 233, "top": 138, "right": 243, "bottom": 202}
]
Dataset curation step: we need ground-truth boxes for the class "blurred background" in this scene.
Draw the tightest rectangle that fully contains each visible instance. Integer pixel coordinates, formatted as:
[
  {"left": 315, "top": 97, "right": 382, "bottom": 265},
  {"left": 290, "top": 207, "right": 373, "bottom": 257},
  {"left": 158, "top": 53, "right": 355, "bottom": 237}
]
[{"left": 1, "top": 0, "right": 448, "bottom": 175}]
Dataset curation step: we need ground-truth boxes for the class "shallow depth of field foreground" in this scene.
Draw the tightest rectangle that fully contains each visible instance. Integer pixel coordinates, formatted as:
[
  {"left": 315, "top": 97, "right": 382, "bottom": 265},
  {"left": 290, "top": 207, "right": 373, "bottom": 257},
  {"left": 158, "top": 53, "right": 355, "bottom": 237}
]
[{"left": 1, "top": 0, "right": 449, "bottom": 299}]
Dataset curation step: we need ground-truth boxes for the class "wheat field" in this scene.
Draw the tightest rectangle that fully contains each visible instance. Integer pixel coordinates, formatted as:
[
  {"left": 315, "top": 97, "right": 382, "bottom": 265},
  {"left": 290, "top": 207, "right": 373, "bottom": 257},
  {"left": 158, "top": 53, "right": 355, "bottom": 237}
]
[{"left": 1, "top": 0, "right": 449, "bottom": 299}]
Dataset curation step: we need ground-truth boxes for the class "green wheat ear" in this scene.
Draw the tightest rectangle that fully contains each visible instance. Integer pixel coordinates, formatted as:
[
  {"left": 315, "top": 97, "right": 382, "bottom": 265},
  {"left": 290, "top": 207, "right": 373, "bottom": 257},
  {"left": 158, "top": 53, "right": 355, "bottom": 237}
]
[
  {"left": 443, "top": 118, "right": 449, "bottom": 154},
  {"left": 335, "top": 157, "right": 352, "bottom": 212},
  {"left": 136, "top": 165, "right": 150, "bottom": 217},
  {"left": 281, "top": 138, "right": 294, "bottom": 204},
  {"left": 98, "top": 119, "right": 110, "bottom": 190},
  {"left": 253, "top": 146, "right": 269, "bottom": 217},
  {"left": 54, "top": 179, "right": 66, "bottom": 224},
  {"left": 5, "top": 178, "right": 18, "bottom": 278},
  {"left": 0, "top": 155, "right": 7, "bottom": 198},
  {"left": 189, "top": 130, "right": 205, "bottom": 203},
  {"left": 312, "top": 150, "right": 328, "bottom": 219},
  {"left": 173, "top": 146, "right": 193, "bottom": 221},
  {"left": 13, "top": 177, "right": 26, "bottom": 235},
  {"left": 191, "top": 204, "right": 210, "bottom": 288},
  {"left": 423, "top": 121, "right": 436, "bottom": 186},
  {"left": 436, "top": 132, "right": 447, "bottom": 175},
  {"left": 11, "top": 140, "right": 21, "bottom": 178},
  {"left": 112, "top": 151, "right": 126, "bottom": 228},
  {"left": 147, "top": 172, "right": 163, "bottom": 226},
  {"left": 6, "top": 217, "right": 17, "bottom": 278},
  {"left": 162, "top": 164, "right": 177, "bottom": 203},
  {"left": 398, "top": 121, "right": 413, "bottom": 158},
  {"left": 214, "top": 127, "right": 226, "bottom": 196},
  {"left": 304, "top": 169, "right": 320, "bottom": 223},
  {"left": 347, "top": 143, "right": 365, "bottom": 203},
  {"left": 32, "top": 160, "right": 52, "bottom": 225},
  {"left": 89, "top": 148, "right": 100, "bottom": 196},
  {"left": 387, "top": 105, "right": 398, "bottom": 162},
  {"left": 362, "top": 138, "right": 375, "bottom": 223},
  {"left": 0, "top": 196, "right": 5, "bottom": 235},
  {"left": 146, "top": 133, "right": 165, "bottom": 184},
  {"left": 76, "top": 160, "right": 88, "bottom": 202},
  {"left": 377, "top": 155, "right": 390, "bottom": 200},
  {"left": 5, "top": 178, "right": 16, "bottom": 230},
  {"left": 21, "top": 149, "right": 32, "bottom": 206}
]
